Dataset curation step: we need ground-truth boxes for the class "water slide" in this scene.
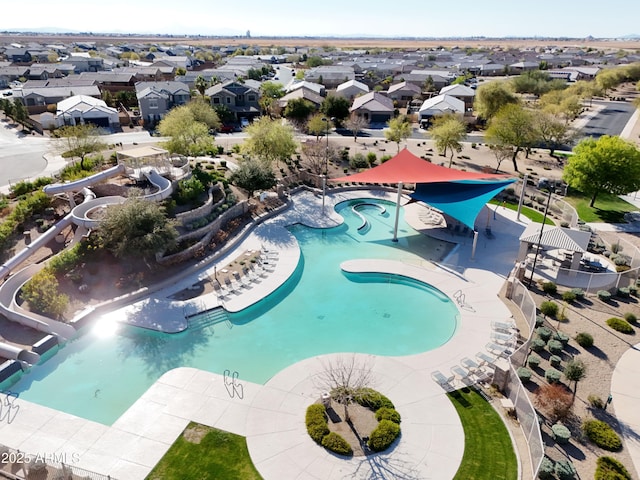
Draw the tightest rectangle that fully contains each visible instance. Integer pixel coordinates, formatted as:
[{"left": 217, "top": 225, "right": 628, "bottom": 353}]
[
  {"left": 42, "top": 163, "right": 126, "bottom": 195},
  {"left": 0, "top": 341, "right": 40, "bottom": 367}
]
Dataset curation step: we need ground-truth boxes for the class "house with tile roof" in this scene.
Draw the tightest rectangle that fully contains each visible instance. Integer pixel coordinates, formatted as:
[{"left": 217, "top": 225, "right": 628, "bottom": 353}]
[{"left": 349, "top": 91, "right": 394, "bottom": 126}]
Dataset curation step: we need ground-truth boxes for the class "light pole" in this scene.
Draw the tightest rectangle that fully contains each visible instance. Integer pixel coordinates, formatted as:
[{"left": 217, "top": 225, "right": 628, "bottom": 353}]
[
  {"left": 321, "top": 117, "right": 332, "bottom": 215},
  {"left": 527, "top": 188, "right": 552, "bottom": 288}
]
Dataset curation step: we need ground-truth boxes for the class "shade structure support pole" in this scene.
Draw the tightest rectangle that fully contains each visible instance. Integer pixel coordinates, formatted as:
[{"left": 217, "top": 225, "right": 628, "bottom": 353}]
[
  {"left": 516, "top": 174, "right": 528, "bottom": 222},
  {"left": 471, "top": 230, "right": 479, "bottom": 260},
  {"left": 392, "top": 181, "right": 403, "bottom": 242}
]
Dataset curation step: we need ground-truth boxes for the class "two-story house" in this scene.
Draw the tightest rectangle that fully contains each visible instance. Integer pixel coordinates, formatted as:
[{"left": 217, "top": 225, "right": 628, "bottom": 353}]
[
  {"left": 66, "top": 53, "right": 104, "bottom": 73},
  {"left": 135, "top": 81, "right": 191, "bottom": 126},
  {"left": 206, "top": 81, "right": 260, "bottom": 124}
]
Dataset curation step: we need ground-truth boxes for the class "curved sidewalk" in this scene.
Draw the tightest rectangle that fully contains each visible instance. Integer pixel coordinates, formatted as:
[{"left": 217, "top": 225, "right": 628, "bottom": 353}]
[{"left": 610, "top": 343, "right": 640, "bottom": 477}]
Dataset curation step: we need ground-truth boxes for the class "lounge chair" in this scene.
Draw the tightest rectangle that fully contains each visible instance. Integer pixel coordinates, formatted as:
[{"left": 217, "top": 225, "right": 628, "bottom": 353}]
[
  {"left": 451, "top": 365, "right": 471, "bottom": 380},
  {"left": 473, "top": 367, "right": 493, "bottom": 383},
  {"left": 486, "top": 342, "right": 512, "bottom": 357},
  {"left": 431, "top": 370, "right": 454, "bottom": 385},
  {"left": 491, "top": 320, "right": 517, "bottom": 333},
  {"left": 491, "top": 332, "right": 517, "bottom": 346},
  {"left": 460, "top": 357, "right": 481, "bottom": 372},
  {"left": 476, "top": 351, "right": 497, "bottom": 367}
]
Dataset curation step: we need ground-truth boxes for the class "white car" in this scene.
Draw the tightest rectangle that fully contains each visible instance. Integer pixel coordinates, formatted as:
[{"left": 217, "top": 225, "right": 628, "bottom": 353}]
[{"left": 240, "top": 118, "right": 250, "bottom": 128}]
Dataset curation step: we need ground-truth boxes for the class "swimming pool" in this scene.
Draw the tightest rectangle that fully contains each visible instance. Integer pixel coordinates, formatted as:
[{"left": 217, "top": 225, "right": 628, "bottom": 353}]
[{"left": 9, "top": 199, "right": 459, "bottom": 425}]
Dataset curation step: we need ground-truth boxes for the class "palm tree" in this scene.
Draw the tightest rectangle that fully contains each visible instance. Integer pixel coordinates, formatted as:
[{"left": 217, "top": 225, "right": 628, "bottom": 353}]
[{"left": 194, "top": 75, "right": 208, "bottom": 98}]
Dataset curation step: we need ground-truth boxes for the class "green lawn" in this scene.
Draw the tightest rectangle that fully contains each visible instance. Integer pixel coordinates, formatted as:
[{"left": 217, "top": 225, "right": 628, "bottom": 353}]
[
  {"left": 489, "top": 199, "right": 554, "bottom": 225},
  {"left": 146, "top": 423, "right": 262, "bottom": 480},
  {"left": 564, "top": 191, "right": 638, "bottom": 223},
  {"left": 449, "top": 388, "right": 518, "bottom": 480}
]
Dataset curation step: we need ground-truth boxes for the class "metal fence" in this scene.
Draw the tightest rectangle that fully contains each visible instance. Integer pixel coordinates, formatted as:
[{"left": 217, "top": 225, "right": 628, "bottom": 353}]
[
  {"left": 504, "top": 279, "right": 544, "bottom": 478},
  {"left": 0, "top": 443, "right": 115, "bottom": 479}
]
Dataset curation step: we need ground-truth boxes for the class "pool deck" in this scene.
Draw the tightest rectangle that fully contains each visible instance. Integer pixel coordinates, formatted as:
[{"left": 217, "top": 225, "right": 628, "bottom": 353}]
[{"left": 0, "top": 189, "right": 530, "bottom": 480}]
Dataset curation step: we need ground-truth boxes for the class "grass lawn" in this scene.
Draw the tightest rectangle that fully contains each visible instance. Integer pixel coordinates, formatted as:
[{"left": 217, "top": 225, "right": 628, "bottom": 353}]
[
  {"left": 564, "top": 191, "right": 637, "bottom": 223},
  {"left": 489, "top": 199, "right": 554, "bottom": 225},
  {"left": 146, "top": 423, "right": 262, "bottom": 480},
  {"left": 449, "top": 388, "right": 518, "bottom": 480}
]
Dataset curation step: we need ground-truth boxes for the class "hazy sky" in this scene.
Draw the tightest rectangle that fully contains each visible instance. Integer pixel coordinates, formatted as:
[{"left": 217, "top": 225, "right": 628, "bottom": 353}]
[{"left": 2, "top": 0, "right": 639, "bottom": 38}]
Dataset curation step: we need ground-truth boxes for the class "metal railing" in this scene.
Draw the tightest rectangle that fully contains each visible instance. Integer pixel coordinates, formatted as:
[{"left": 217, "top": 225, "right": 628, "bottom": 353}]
[{"left": 504, "top": 278, "right": 545, "bottom": 478}]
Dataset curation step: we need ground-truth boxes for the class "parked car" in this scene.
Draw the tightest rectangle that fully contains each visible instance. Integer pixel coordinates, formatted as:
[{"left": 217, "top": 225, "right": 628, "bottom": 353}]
[
  {"left": 218, "top": 125, "right": 235, "bottom": 133},
  {"left": 240, "top": 118, "right": 250, "bottom": 128}
]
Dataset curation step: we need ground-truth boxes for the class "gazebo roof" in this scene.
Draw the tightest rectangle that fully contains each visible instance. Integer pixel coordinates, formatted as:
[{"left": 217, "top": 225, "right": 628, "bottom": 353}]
[
  {"left": 331, "top": 148, "right": 516, "bottom": 228},
  {"left": 519, "top": 224, "right": 592, "bottom": 253}
]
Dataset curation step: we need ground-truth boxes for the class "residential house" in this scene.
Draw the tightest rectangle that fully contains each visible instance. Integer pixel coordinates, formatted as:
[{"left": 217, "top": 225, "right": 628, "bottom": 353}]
[
  {"left": 0, "top": 66, "right": 30, "bottom": 88},
  {"left": 3, "top": 48, "right": 32, "bottom": 63},
  {"left": 284, "top": 80, "right": 325, "bottom": 97},
  {"left": 18, "top": 84, "right": 101, "bottom": 114},
  {"left": 335, "top": 79, "right": 369, "bottom": 101},
  {"left": 305, "top": 66, "right": 355, "bottom": 88},
  {"left": 114, "top": 66, "right": 163, "bottom": 82},
  {"left": 135, "top": 81, "right": 191, "bottom": 126},
  {"left": 418, "top": 95, "right": 465, "bottom": 126},
  {"left": 278, "top": 87, "right": 324, "bottom": 111},
  {"left": 181, "top": 69, "right": 237, "bottom": 87},
  {"left": 509, "top": 61, "right": 540, "bottom": 74},
  {"left": 438, "top": 84, "right": 475, "bottom": 113},
  {"left": 55, "top": 95, "right": 119, "bottom": 129},
  {"left": 66, "top": 53, "right": 104, "bottom": 73},
  {"left": 398, "top": 69, "right": 453, "bottom": 90},
  {"left": 478, "top": 63, "right": 506, "bottom": 76},
  {"left": 206, "top": 80, "right": 261, "bottom": 123},
  {"left": 387, "top": 81, "right": 422, "bottom": 108},
  {"left": 26, "top": 65, "right": 63, "bottom": 81},
  {"left": 349, "top": 91, "right": 394, "bottom": 126},
  {"left": 79, "top": 71, "right": 138, "bottom": 93}
]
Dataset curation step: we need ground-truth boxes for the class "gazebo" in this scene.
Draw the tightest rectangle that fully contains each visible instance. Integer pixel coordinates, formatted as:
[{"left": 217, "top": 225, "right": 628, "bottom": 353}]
[
  {"left": 517, "top": 224, "right": 592, "bottom": 273},
  {"left": 331, "top": 149, "right": 516, "bottom": 246}
]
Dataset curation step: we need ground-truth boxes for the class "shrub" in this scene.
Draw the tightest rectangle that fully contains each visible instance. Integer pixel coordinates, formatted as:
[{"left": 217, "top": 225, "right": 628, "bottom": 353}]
[
  {"left": 349, "top": 153, "right": 369, "bottom": 169},
  {"left": 553, "top": 331, "right": 570, "bottom": 345},
  {"left": 375, "top": 407, "right": 401, "bottom": 424},
  {"left": 368, "top": 419, "right": 400, "bottom": 452},
  {"left": 597, "top": 290, "right": 612, "bottom": 301},
  {"left": 535, "top": 384, "right": 573, "bottom": 422},
  {"left": 21, "top": 269, "right": 69, "bottom": 319},
  {"left": 535, "top": 315, "right": 545, "bottom": 327},
  {"left": 517, "top": 367, "right": 532, "bottom": 382},
  {"left": 561, "top": 290, "right": 577, "bottom": 302},
  {"left": 536, "top": 326, "right": 553, "bottom": 341},
  {"left": 305, "top": 404, "right": 329, "bottom": 444},
  {"left": 545, "top": 368, "right": 562, "bottom": 384},
  {"left": 554, "top": 459, "right": 576, "bottom": 480},
  {"left": 356, "top": 388, "right": 394, "bottom": 410},
  {"left": 575, "top": 332, "right": 594, "bottom": 348},
  {"left": 606, "top": 317, "right": 634, "bottom": 334},
  {"left": 570, "top": 288, "right": 584, "bottom": 299},
  {"left": 551, "top": 423, "right": 572, "bottom": 444},
  {"left": 531, "top": 338, "right": 547, "bottom": 352},
  {"left": 547, "top": 339, "right": 563, "bottom": 355},
  {"left": 366, "top": 152, "right": 377, "bottom": 166},
  {"left": 623, "top": 312, "right": 637, "bottom": 323},
  {"left": 617, "top": 287, "right": 630, "bottom": 298},
  {"left": 541, "top": 281, "right": 557, "bottom": 294},
  {"left": 539, "top": 301, "right": 559, "bottom": 317},
  {"left": 528, "top": 355, "right": 541, "bottom": 368},
  {"left": 550, "top": 355, "right": 562, "bottom": 368},
  {"left": 588, "top": 394, "right": 605, "bottom": 409},
  {"left": 537, "top": 456, "right": 555, "bottom": 480},
  {"left": 583, "top": 419, "right": 622, "bottom": 451},
  {"left": 595, "top": 456, "right": 632, "bottom": 480},
  {"left": 321, "top": 432, "right": 352, "bottom": 456}
]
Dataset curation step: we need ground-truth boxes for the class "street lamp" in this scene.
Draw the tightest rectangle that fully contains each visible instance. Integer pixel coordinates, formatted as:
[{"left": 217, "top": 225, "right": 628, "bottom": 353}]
[{"left": 321, "top": 117, "right": 333, "bottom": 215}]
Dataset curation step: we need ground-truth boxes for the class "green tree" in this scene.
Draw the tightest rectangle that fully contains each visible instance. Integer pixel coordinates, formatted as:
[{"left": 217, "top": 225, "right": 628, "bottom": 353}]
[
  {"left": 194, "top": 75, "right": 208, "bottom": 98},
  {"left": 533, "top": 110, "right": 575, "bottom": 156},
  {"left": 307, "top": 114, "right": 331, "bottom": 140},
  {"left": 563, "top": 135, "right": 640, "bottom": 207},
  {"left": 321, "top": 95, "right": 350, "bottom": 127},
  {"left": 307, "top": 56, "right": 326, "bottom": 67},
  {"left": 283, "top": 98, "right": 315, "bottom": 128},
  {"left": 158, "top": 104, "right": 216, "bottom": 156},
  {"left": 259, "top": 81, "right": 285, "bottom": 117},
  {"left": 474, "top": 81, "right": 519, "bottom": 121},
  {"left": 12, "top": 98, "right": 28, "bottom": 129},
  {"left": 213, "top": 104, "right": 235, "bottom": 125},
  {"left": 101, "top": 89, "right": 114, "bottom": 107},
  {"left": 385, "top": 116, "right": 412, "bottom": 153},
  {"left": 564, "top": 358, "right": 586, "bottom": 400},
  {"left": 428, "top": 114, "right": 467, "bottom": 167},
  {"left": 55, "top": 124, "right": 107, "bottom": 170},
  {"left": 485, "top": 104, "right": 537, "bottom": 172},
  {"left": 511, "top": 70, "right": 566, "bottom": 97},
  {"left": 596, "top": 68, "right": 624, "bottom": 94},
  {"left": 243, "top": 117, "right": 297, "bottom": 167},
  {"left": 21, "top": 269, "right": 69, "bottom": 319},
  {"left": 186, "top": 99, "right": 220, "bottom": 130},
  {"left": 229, "top": 158, "right": 277, "bottom": 198},
  {"left": 99, "top": 197, "right": 178, "bottom": 259}
]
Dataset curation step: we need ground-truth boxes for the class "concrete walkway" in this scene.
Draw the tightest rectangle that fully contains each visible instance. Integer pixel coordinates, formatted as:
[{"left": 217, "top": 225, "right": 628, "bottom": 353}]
[{"left": 0, "top": 189, "right": 527, "bottom": 479}]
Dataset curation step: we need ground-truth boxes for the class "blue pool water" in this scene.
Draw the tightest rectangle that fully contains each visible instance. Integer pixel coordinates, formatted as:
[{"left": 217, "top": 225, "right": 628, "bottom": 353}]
[{"left": 9, "top": 199, "right": 458, "bottom": 425}]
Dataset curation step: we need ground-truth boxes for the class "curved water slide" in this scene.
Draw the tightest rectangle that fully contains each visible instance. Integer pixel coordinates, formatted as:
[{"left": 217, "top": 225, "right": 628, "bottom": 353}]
[
  {"left": 42, "top": 163, "right": 126, "bottom": 195},
  {"left": 0, "top": 341, "right": 40, "bottom": 367}
]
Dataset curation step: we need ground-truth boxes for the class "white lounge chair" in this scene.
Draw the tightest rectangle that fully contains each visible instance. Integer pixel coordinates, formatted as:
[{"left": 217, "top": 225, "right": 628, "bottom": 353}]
[
  {"left": 431, "top": 370, "right": 454, "bottom": 385},
  {"left": 491, "top": 320, "right": 517, "bottom": 333},
  {"left": 486, "top": 342, "right": 512, "bottom": 357},
  {"left": 461, "top": 357, "right": 481, "bottom": 372},
  {"left": 451, "top": 365, "right": 471, "bottom": 380},
  {"left": 491, "top": 332, "right": 517, "bottom": 346},
  {"left": 476, "top": 351, "right": 497, "bottom": 367}
]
